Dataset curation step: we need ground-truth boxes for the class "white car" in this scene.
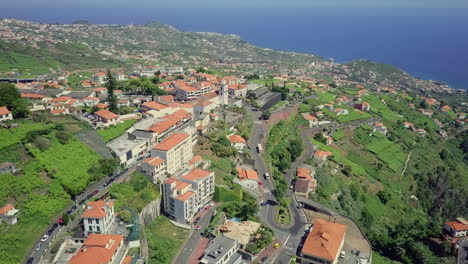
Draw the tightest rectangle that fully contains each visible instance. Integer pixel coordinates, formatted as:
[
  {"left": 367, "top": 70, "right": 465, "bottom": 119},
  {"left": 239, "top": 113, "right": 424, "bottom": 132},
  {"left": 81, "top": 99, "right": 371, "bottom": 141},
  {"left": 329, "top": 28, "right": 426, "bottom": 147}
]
[
  {"left": 41, "top": 235, "right": 49, "bottom": 242},
  {"left": 340, "top": 250, "right": 345, "bottom": 258}
]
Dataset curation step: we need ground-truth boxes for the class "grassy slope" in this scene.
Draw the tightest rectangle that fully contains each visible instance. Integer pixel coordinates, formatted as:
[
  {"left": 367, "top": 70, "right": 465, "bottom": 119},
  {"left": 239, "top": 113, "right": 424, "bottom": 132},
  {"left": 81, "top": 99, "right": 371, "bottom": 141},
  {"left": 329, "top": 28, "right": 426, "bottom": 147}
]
[{"left": 97, "top": 119, "right": 138, "bottom": 142}]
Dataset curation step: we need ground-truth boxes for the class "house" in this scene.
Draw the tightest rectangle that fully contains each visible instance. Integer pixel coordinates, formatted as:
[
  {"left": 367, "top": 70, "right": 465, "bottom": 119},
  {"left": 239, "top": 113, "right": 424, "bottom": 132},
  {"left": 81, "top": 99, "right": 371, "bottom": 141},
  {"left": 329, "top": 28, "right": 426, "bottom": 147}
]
[
  {"left": 82, "top": 97, "right": 100, "bottom": 106},
  {"left": 357, "top": 89, "right": 367, "bottom": 97},
  {"left": 228, "top": 135, "right": 247, "bottom": 151},
  {"left": 21, "top": 93, "right": 47, "bottom": 103},
  {"left": 91, "top": 72, "right": 107, "bottom": 85},
  {"left": 118, "top": 99, "right": 130, "bottom": 107},
  {"left": 96, "top": 103, "right": 108, "bottom": 109},
  {"left": 457, "top": 113, "right": 466, "bottom": 120},
  {"left": 419, "top": 109, "right": 434, "bottom": 117},
  {"left": 228, "top": 84, "right": 248, "bottom": 98},
  {"left": 372, "top": 122, "right": 388, "bottom": 135},
  {"left": 294, "top": 167, "right": 316, "bottom": 197},
  {"left": 354, "top": 102, "right": 370, "bottom": 111},
  {"left": 316, "top": 111, "right": 324, "bottom": 118},
  {"left": 200, "top": 235, "right": 242, "bottom": 264},
  {"left": 302, "top": 113, "right": 318, "bottom": 127},
  {"left": 444, "top": 218, "right": 468, "bottom": 238},
  {"left": 434, "top": 119, "right": 444, "bottom": 128},
  {"left": 51, "top": 96, "right": 72, "bottom": 104},
  {"left": 441, "top": 105, "right": 451, "bottom": 114},
  {"left": 82, "top": 200, "right": 115, "bottom": 236},
  {"left": 403, "top": 122, "right": 414, "bottom": 130},
  {"left": 313, "top": 150, "right": 332, "bottom": 162},
  {"left": 194, "top": 100, "right": 215, "bottom": 117},
  {"left": 0, "top": 107, "right": 13, "bottom": 122},
  {"left": 0, "top": 162, "right": 16, "bottom": 174},
  {"left": 162, "top": 177, "right": 198, "bottom": 224},
  {"left": 416, "top": 128, "right": 427, "bottom": 137},
  {"left": 68, "top": 234, "right": 125, "bottom": 264},
  {"left": 0, "top": 203, "right": 19, "bottom": 225},
  {"left": 141, "top": 157, "right": 167, "bottom": 183},
  {"left": 151, "top": 133, "right": 193, "bottom": 174},
  {"left": 326, "top": 136, "right": 333, "bottom": 145},
  {"left": 180, "top": 168, "right": 215, "bottom": 208},
  {"left": 93, "top": 87, "right": 108, "bottom": 97},
  {"left": 95, "top": 109, "right": 119, "bottom": 126},
  {"left": 334, "top": 108, "right": 348, "bottom": 116},
  {"left": 237, "top": 167, "right": 260, "bottom": 192},
  {"left": 219, "top": 220, "right": 261, "bottom": 249},
  {"left": 50, "top": 108, "right": 69, "bottom": 115},
  {"left": 300, "top": 219, "right": 347, "bottom": 264}
]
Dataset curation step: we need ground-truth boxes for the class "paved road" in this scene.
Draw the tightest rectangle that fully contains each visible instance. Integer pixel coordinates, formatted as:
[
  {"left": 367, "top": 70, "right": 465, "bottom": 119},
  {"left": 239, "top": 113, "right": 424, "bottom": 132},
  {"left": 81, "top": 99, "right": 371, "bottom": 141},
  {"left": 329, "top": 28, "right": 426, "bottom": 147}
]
[
  {"left": 173, "top": 206, "right": 218, "bottom": 264},
  {"left": 28, "top": 165, "right": 136, "bottom": 264}
]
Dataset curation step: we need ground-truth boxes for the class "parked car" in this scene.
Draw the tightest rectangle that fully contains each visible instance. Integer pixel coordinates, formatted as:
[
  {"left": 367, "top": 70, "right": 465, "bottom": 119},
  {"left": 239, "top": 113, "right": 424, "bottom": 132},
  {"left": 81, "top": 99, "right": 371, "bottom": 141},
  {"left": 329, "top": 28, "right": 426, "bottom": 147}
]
[
  {"left": 70, "top": 205, "right": 77, "bottom": 212},
  {"left": 41, "top": 235, "right": 49, "bottom": 242},
  {"left": 27, "top": 257, "right": 34, "bottom": 264},
  {"left": 35, "top": 244, "right": 41, "bottom": 251},
  {"left": 195, "top": 225, "right": 201, "bottom": 230},
  {"left": 340, "top": 250, "right": 345, "bottom": 258},
  {"left": 264, "top": 173, "right": 270, "bottom": 180},
  {"left": 92, "top": 190, "right": 99, "bottom": 196}
]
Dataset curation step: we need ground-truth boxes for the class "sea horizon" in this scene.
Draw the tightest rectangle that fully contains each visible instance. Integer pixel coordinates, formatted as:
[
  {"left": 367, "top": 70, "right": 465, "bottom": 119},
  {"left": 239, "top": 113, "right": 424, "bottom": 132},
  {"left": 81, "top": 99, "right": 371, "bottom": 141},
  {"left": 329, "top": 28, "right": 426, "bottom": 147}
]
[{"left": 1, "top": 5, "right": 467, "bottom": 89}]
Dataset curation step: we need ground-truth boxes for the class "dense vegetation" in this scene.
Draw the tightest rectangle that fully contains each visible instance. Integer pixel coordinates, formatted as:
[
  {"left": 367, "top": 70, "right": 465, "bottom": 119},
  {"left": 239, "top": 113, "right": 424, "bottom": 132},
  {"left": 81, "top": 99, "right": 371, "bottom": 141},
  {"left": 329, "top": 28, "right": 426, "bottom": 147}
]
[{"left": 0, "top": 117, "right": 116, "bottom": 264}]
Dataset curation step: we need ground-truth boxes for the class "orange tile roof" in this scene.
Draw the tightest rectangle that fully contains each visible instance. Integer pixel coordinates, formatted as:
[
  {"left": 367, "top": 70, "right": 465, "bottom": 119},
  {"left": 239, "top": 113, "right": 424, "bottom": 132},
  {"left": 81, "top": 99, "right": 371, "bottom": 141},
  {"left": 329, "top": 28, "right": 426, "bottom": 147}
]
[
  {"left": 181, "top": 168, "right": 212, "bottom": 181},
  {"left": 303, "top": 113, "right": 317, "bottom": 120},
  {"left": 0, "top": 203, "right": 14, "bottom": 214},
  {"left": 176, "top": 191, "right": 195, "bottom": 201},
  {"left": 95, "top": 109, "right": 119, "bottom": 120},
  {"left": 93, "top": 87, "right": 107, "bottom": 92},
  {"left": 21, "top": 93, "right": 46, "bottom": 99},
  {"left": 153, "top": 133, "right": 189, "bottom": 151},
  {"left": 50, "top": 109, "right": 67, "bottom": 114},
  {"left": 446, "top": 221, "right": 468, "bottom": 231},
  {"left": 94, "top": 72, "right": 106, "bottom": 76},
  {"left": 51, "top": 96, "right": 71, "bottom": 103},
  {"left": 69, "top": 234, "right": 123, "bottom": 264},
  {"left": 0, "top": 106, "right": 11, "bottom": 115},
  {"left": 188, "top": 155, "right": 202, "bottom": 166},
  {"left": 143, "top": 101, "right": 169, "bottom": 110},
  {"left": 302, "top": 219, "right": 347, "bottom": 261},
  {"left": 160, "top": 95, "right": 174, "bottom": 102},
  {"left": 82, "top": 201, "right": 111, "bottom": 219},
  {"left": 314, "top": 150, "right": 332, "bottom": 158},
  {"left": 228, "top": 135, "right": 246, "bottom": 144},
  {"left": 66, "top": 99, "right": 78, "bottom": 105},
  {"left": 161, "top": 109, "right": 191, "bottom": 122},
  {"left": 237, "top": 167, "right": 259, "bottom": 181},
  {"left": 122, "top": 256, "right": 133, "bottom": 264},
  {"left": 143, "top": 157, "right": 165, "bottom": 167},
  {"left": 96, "top": 103, "right": 108, "bottom": 109}
]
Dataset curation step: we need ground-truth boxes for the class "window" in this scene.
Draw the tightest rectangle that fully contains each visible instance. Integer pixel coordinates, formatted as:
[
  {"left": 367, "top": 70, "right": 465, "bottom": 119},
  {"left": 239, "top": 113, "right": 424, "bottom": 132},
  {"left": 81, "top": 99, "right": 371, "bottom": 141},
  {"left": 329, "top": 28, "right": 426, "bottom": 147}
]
[
  {"left": 96, "top": 219, "right": 100, "bottom": 224},
  {"left": 96, "top": 226, "right": 100, "bottom": 232},
  {"left": 88, "top": 219, "right": 93, "bottom": 224}
]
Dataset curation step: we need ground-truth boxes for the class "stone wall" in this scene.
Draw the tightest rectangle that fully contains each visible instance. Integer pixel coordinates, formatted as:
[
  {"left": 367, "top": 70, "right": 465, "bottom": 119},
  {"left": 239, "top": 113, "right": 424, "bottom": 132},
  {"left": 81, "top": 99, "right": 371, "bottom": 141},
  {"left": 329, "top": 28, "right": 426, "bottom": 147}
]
[{"left": 138, "top": 198, "right": 161, "bottom": 227}]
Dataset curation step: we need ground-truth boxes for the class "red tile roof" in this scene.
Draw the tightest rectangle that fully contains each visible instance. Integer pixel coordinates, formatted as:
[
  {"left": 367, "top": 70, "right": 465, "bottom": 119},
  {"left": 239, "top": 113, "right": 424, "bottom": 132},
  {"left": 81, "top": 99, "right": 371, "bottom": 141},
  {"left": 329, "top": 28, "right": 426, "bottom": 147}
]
[
  {"left": 446, "top": 221, "right": 468, "bottom": 231},
  {"left": 51, "top": 96, "right": 71, "bottom": 103},
  {"left": 176, "top": 191, "right": 195, "bottom": 201},
  {"left": 96, "top": 103, "right": 108, "bottom": 109},
  {"left": 188, "top": 155, "right": 202, "bottom": 166},
  {"left": 0, "top": 107, "right": 11, "bottom": 115},
  {"left": 0, "top": 203, "right": 14, "bottom": 215},
  {"left": 95, "top": 109, "right": 119, "bottom": 120},
  {"left": 302, "top": 219, "right": 347, "bottom": 261},
  {"left": 228, "top": 135, "right": 246, "bottom": 144},
  {"left": 82, "top": 201, "right": 112, "bottom": 219},
  {"left": 69, "top": 234, "right": 123, "bottom": 264},
  {"left": 21, "top": 93, "right": 46, "bottom": 99},
  {"left": 143, "top": 157, "right": 165, "bottom": 167},
  {"left": 143, "top": 101, "right": 169, "bottom": 111},
  {"left": 237, "top": 167, "right": 259, "bottom": 181},
  {"left": 181, "top": 168, "right": 212, "bottom": 181},
  {"left": 153, "top": 133, "right": 189, "bottom": 151}
]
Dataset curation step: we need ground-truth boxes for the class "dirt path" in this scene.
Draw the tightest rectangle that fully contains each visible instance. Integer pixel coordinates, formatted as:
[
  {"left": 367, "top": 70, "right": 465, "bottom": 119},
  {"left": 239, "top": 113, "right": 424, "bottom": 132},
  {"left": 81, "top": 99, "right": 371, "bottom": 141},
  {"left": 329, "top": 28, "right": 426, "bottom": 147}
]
[{"left": 400, "top": 141, "right": 416, "bottom": 180}]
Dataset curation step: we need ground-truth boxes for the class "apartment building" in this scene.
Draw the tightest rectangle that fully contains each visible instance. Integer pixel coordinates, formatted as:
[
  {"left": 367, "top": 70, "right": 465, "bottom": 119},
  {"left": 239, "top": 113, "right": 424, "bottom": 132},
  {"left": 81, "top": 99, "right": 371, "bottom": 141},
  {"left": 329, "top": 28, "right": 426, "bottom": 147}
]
[
  {"left": 162, "top": 178, "right": 198, "bottom": 223},
  {"left": 67, "top": 234, "right": 125, "bottom": 264},
  {"left": 91, "top": 72, "right": 107, "bottom": 85},
  {"left": 82, "top": 201, "right": 115, "bottom": 236},
  {"left": 174, "top": 81, "right": 214, "bottom": 101},
  {"left": 141, "top": 156, "right": 167, "bottom": 183},
  {"left": 151, "top": 133, "right": 193, "bottom": 174},
  {"left": 228, "top": 84, "right": 248, "bottom": 98},
  {"left": 181, "top": 168, "right": 215, "bottom": 208}
]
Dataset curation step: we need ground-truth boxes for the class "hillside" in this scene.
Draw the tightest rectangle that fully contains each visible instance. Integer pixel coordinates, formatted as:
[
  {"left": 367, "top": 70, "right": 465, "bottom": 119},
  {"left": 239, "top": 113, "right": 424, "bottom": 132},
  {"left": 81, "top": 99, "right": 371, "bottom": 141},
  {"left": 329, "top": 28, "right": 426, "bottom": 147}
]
[{"left": 0, "top": 19, "right": 452, "bottom": 92}]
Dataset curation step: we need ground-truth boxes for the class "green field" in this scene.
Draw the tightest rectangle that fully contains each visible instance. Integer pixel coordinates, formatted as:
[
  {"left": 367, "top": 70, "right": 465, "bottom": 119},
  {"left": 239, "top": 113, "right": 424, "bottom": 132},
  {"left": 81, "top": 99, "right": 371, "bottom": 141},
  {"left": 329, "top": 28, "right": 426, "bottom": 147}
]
[
  {"left": 322, "top": 108, "right": 372, "bottom": 123},
  {"left": 365, "top": 136, "right": 407, "bottom": 172},
  {"left": 0, "top": 121, "right": 54, "bottom": 149},
  {"left": 146, "top": 216, "right": 189, "bottom": 264},
  {"left": 213, "top": 184, "right": 243, "bottom": 202},
  {"left": 362, "top": 94, "right": 403, "bottom": 121},
  {"left": 331, "top": 129, "right": 346, "bottom": 141},
  {"left": 97, "top": 119, "right": 138, "bottom": 142}
]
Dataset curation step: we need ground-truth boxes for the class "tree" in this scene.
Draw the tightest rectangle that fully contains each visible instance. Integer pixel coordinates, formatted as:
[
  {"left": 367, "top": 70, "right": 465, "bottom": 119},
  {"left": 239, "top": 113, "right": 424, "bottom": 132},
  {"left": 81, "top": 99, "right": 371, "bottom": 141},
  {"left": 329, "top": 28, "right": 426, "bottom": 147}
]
[
  {"left": 261, "top": 111, "right": 271, "bottom": 120},
  {"left": 314, "top": 133, "right": 326, "bottom": 144},
  {"left": 245, "top": 242, "right": 258, "bottom": 254},
  {"left": 106, "top": 70, "right": 118, "bottom": 112},
  {"left": 0, "top": 82, "right": 30, "bottom": 118},
  {"left": 218, "top": 136, "right": 231, "bottom": 147},
  {"left": 56, "top": 131, "right": 71, "bottom": 144},
  {"left": 118, "top": 209, "right": 131, "bottom": 222},
  {"left": 62, "top": 214, "right": 70, "bottom": 225}
]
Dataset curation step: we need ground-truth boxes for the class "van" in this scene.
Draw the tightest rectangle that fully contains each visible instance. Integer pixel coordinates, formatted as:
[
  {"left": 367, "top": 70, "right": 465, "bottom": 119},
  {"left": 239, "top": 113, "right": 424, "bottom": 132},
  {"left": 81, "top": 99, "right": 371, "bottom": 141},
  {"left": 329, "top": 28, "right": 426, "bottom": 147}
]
[
  {"left": 340, "top": 250, "right": 345, "bottom": 258},
  {"left": 264, "top": 173, "right": 270, "bottom": 180}
]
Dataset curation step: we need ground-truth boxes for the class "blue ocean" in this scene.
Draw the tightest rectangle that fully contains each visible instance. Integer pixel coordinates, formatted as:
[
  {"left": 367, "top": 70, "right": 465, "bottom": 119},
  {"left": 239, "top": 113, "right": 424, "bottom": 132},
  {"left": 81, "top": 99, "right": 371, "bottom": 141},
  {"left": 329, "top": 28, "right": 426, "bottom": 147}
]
[{"left": 1, "top": 3, "right": 468, "bottom": 89}]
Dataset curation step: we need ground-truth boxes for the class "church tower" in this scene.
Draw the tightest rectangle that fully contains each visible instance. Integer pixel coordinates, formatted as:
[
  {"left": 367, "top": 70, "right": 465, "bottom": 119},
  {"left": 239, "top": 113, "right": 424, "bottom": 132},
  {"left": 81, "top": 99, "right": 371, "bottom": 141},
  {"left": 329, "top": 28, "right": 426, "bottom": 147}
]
[{"left": 219, "top": 79, "right": 228, "bottom": 105}]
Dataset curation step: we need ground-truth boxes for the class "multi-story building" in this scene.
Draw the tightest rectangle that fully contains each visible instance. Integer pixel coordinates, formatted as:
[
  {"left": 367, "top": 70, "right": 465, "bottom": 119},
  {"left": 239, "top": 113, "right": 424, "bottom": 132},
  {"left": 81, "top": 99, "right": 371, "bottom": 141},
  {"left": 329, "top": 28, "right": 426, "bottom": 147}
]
[
  {"left": 162, "top": 178, "right": 198, "bottom": 224},
  {"left": 91, "top": 72, "right": 107, "bottom": 85},
  {"left": 141, "top": 156, "right": 167, "bottom": 183},
  {"left": 82, "top": 201, "right": 115, "bottom": 236},
  {"left": 181, "top": 168, "right": 215, "bottom": 208},
  {"left": 174, "top": 81, "right": 214, "bottom": 101},
  {"left": 151, "top": 133, "right": 193, "bottom": 174},
  {"left": 228, "top": 84, "right": 248, "bottom": 98},
  {"left": 67, "top": 234, "right": 125, "bottom": 264},
  {"left": 0, "top": 107, "right": 13, "bottom": 122},
  {"left": 200, "top": 235, "right": 242, "bottom": 264},
  {"left": 300, "top": 219, "right": 347, "bottom": 264}
]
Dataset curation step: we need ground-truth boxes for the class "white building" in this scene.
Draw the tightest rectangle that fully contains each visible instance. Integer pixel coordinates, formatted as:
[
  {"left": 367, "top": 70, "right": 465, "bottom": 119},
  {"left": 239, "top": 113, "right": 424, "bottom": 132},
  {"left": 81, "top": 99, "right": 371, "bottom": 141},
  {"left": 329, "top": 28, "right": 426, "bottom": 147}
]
[
  {"left": 141, "top": 156, "right": 167, "bottom": 183},
  {"left": 228, "top": 135, "right": 247, "bottom": 151},
  {"left": 151, "top": 133, "right": 193, "bottom": 174},
  {"left": 82, "top": 201, "right": 115, "bottom": 236},
  {"left": 162, "top": 178, "right": 198, "bottom": 224},
  {"left": 200, "top": 235, "right": 242, "bottom": 264},
  {"left": 0, "top": 107, "right": 13, "bottom": 122},
  {"left": 91, "top": 72, "right": 107, "bottom": 85},
  {"left": 180, "top": 168, "right": 215, "bottom": 208}
]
